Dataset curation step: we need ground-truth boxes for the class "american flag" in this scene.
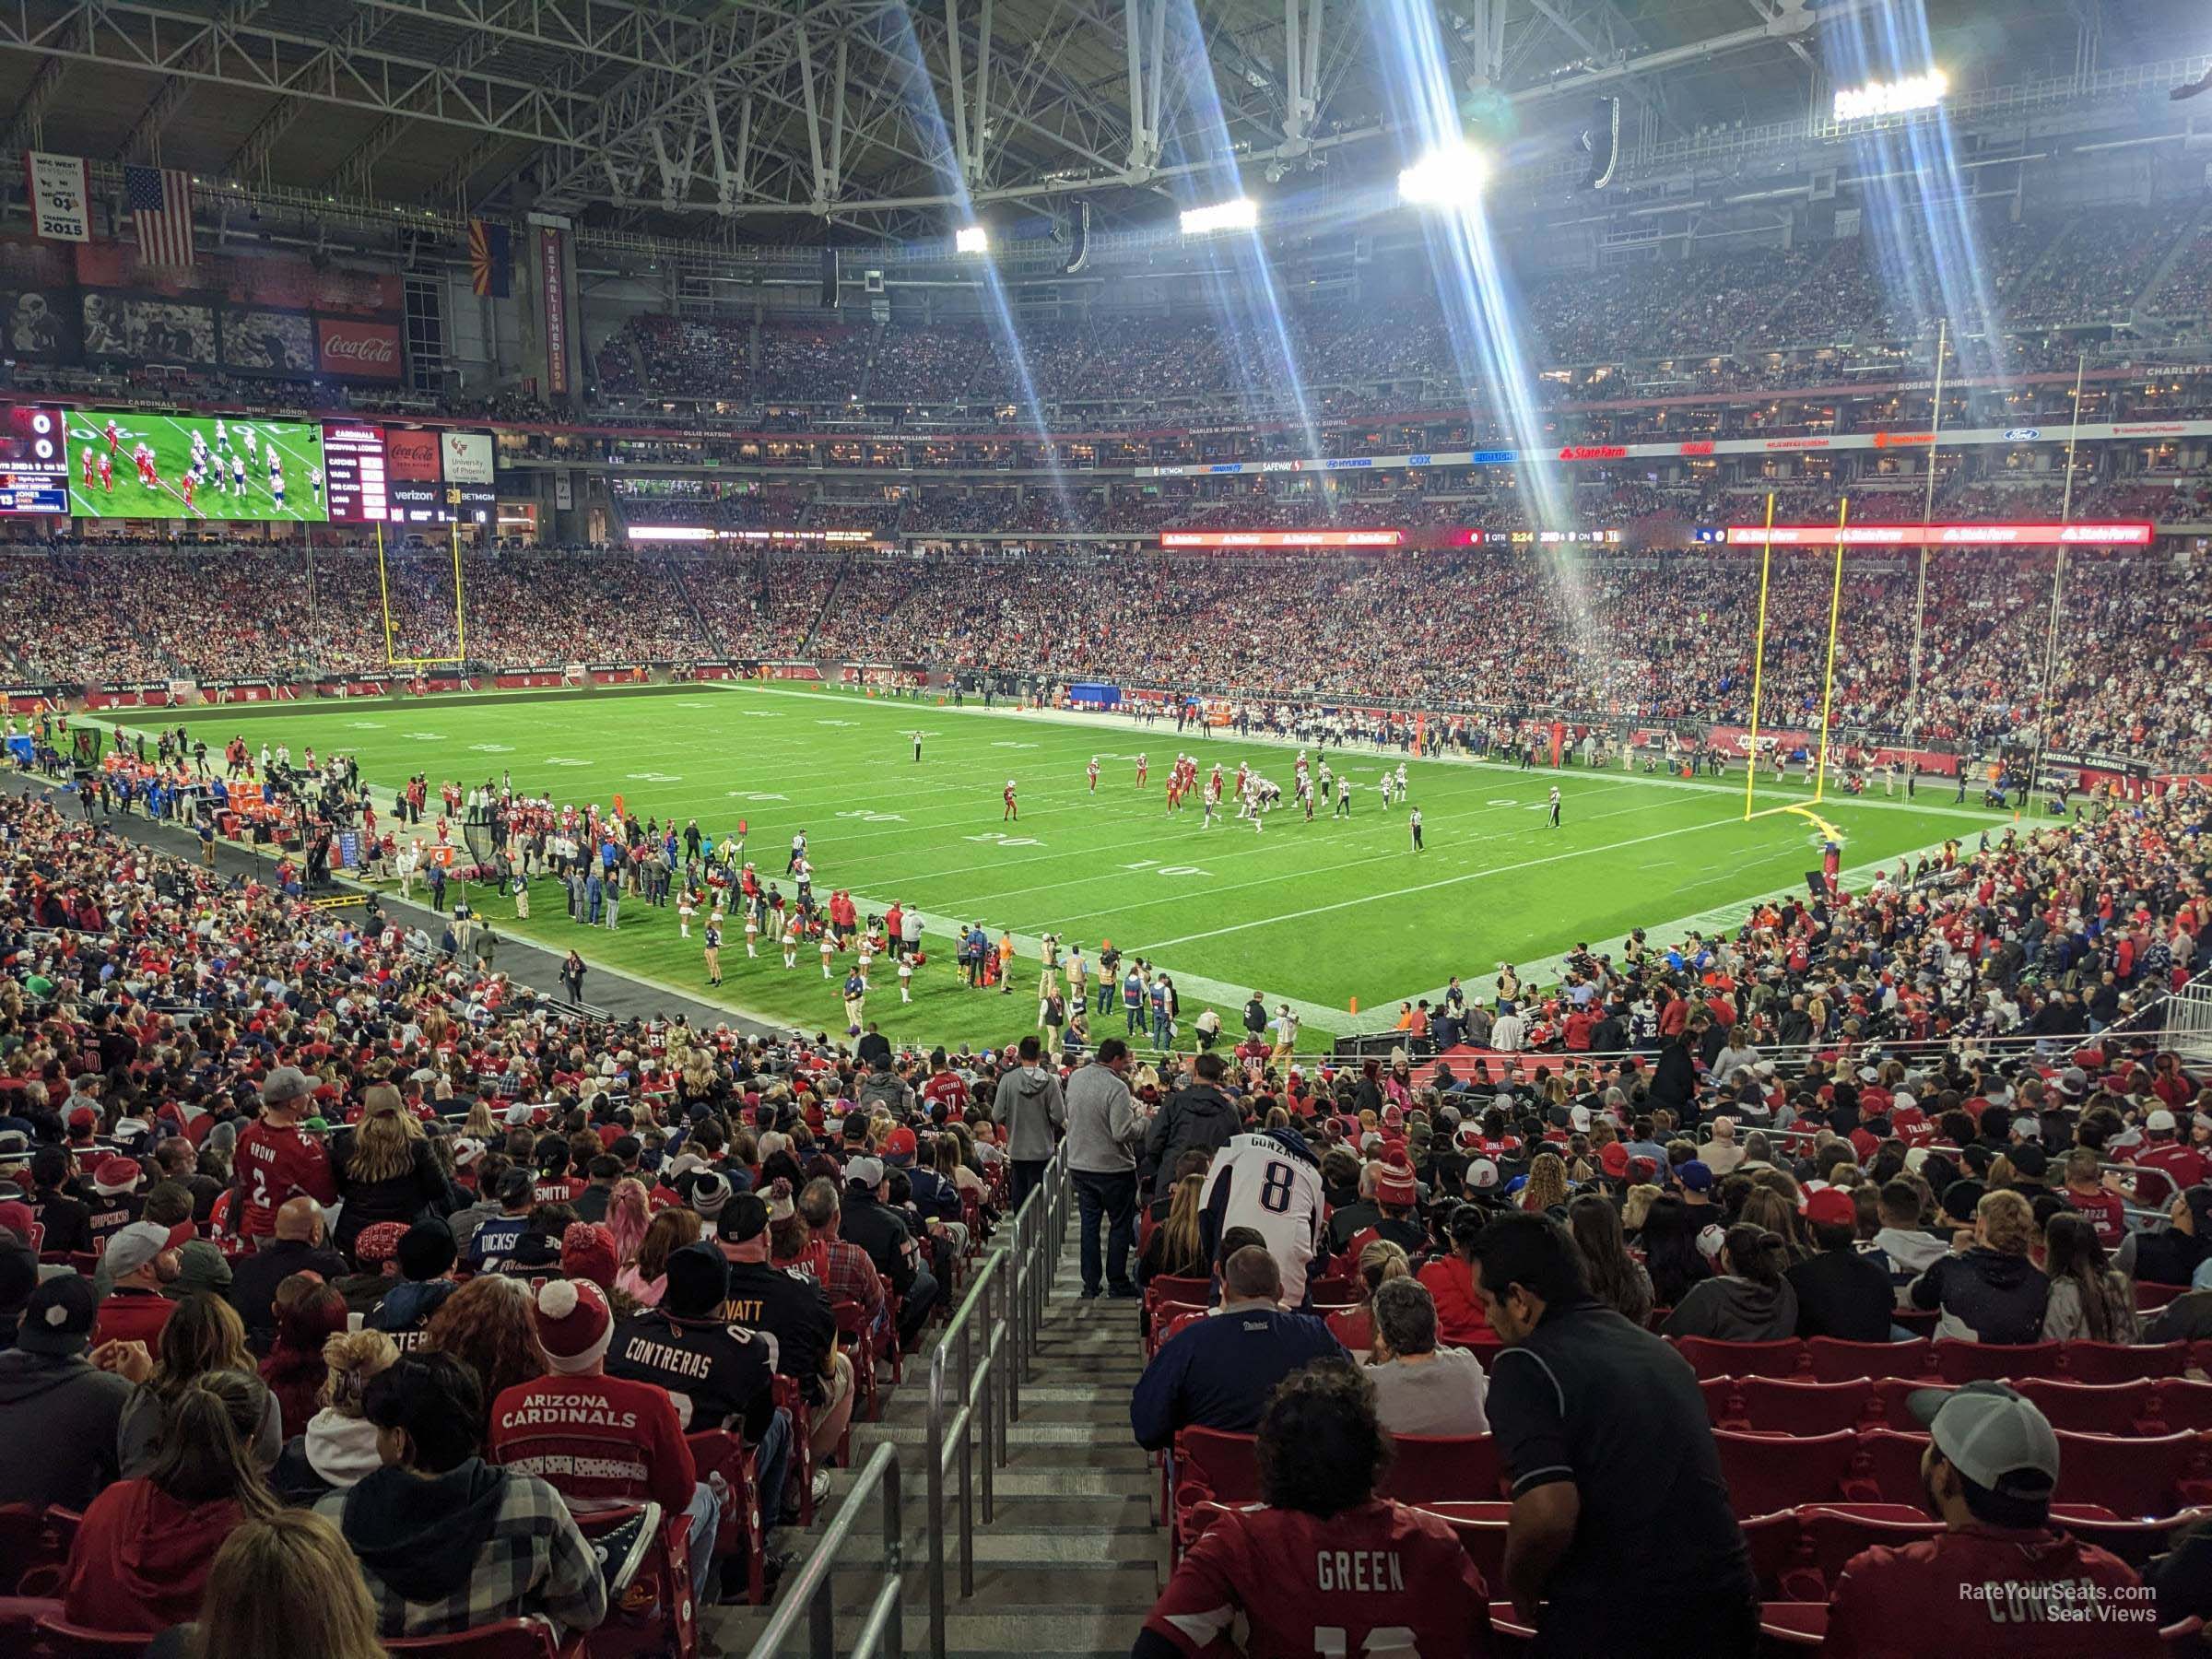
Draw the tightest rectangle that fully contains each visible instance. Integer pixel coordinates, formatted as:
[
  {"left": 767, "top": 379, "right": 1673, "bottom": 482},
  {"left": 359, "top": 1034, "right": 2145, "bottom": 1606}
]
[{"left": 124, "top": 164, "right": 195, "bottom": 267}]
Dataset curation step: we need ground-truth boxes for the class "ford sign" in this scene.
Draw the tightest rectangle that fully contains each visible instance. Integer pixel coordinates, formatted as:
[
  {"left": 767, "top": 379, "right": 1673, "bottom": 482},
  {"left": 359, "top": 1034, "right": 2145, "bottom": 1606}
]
[{"left": 2003, "top": 427, "right": 2041, "bottom": 441}]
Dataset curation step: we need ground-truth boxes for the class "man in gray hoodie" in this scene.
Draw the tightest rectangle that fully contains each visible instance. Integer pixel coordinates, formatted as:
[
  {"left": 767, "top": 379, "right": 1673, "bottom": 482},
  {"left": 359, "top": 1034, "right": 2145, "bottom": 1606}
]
[
  {"left": 0, "top": 1274, "right": 132, "bottom": 1512},
  {"left": 1862, "top": 1178, "right": 1951, "bottom": 1307},
  {"left": 1064, "top": 1038, "right": 1141, "bottom": 1300},
  {"left": 992, "top": 1034, "right": 1066, "bottom": 1215}
]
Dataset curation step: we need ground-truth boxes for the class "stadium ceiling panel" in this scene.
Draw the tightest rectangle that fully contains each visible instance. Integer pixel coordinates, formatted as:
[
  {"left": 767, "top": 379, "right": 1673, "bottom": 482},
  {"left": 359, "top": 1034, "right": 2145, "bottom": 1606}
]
[{"left": 0, "top": 0, "right": 2188, "bottom": 242}]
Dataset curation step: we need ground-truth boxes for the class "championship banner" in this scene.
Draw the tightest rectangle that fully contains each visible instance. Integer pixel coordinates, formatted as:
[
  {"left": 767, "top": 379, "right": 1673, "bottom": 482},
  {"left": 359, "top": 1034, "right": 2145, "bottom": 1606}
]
[{"left": 26, "top": 153, "right": 91, "bottom": 242}]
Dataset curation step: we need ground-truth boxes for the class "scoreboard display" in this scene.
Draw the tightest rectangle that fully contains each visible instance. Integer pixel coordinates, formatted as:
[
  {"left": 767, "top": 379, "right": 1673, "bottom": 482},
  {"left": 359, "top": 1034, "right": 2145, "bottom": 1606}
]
[{"left": 0, "top": 406, "right": 71, "bottom": 514}]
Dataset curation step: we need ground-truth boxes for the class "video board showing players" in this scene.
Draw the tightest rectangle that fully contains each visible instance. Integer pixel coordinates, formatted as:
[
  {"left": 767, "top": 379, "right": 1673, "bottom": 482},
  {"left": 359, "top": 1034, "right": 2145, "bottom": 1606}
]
[{"left": 0, "top": 405, "right": 329, "bottom": 522}]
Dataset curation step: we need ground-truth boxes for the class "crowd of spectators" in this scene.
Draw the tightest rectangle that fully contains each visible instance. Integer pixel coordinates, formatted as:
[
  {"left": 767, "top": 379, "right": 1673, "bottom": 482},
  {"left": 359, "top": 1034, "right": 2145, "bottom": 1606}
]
[
  {"left": 0, "top": 588, "right": 2208, "bottom": 1650},
  {"left": 3, "top": 533, "right": 2208, "bottom": 766}
]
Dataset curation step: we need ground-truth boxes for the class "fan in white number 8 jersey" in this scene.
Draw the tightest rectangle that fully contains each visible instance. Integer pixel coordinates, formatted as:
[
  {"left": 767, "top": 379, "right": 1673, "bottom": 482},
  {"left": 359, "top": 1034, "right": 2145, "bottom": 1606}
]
[{"left": 1198, "top": 1128, "right": 1327, "bottom": 1307}]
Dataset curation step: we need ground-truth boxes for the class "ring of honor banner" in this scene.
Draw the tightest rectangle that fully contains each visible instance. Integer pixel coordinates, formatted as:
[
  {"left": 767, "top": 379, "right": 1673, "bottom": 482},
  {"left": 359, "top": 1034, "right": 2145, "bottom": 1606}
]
[{"left": 538, "top": 226, "right": 570, "bottom": 395}]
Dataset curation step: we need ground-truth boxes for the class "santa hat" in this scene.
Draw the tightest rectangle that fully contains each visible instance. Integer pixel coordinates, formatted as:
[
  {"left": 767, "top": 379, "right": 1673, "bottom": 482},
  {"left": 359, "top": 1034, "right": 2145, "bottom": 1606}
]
[
  {"left": 531, "top": 1278, "right": 613, "bottom": 1374},
  {"left": 90, "top": 1157, "right": 143, "bottom": 1196}
]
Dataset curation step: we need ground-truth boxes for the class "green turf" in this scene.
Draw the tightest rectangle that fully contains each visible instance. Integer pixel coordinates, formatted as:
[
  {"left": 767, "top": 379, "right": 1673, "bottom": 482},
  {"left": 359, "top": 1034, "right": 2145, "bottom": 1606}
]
[
  {"left": 128, "top": 685, "right": 2006, "bottom": 1049},
  {"left": 65, "top": 409, "right": 326, "bottom": 523}
]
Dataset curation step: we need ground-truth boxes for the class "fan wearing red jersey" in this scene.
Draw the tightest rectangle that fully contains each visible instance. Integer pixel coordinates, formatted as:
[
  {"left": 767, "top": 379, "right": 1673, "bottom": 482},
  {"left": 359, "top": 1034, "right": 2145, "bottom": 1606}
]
[
  {"left": 1135, "top": 1362, "right": 1490, "bottom": 1659},
  {"left": 1826, "top": 1382, "right": 2160, "bottom": 1657},
  {"left": 232, "top": 1065, "right": 336, "bottom": 1240}
]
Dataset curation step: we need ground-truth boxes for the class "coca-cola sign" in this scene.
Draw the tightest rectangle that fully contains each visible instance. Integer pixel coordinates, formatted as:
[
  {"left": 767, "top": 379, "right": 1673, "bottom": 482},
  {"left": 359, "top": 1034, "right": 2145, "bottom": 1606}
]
[{"left": 316, "top": 317, "right": 403, "bottom": 381}]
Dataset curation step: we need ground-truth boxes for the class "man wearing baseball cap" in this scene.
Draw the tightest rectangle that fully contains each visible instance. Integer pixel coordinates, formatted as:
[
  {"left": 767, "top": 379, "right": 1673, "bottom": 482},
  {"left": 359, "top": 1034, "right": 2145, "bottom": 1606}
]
[
  {"left": 1826, "top": 1382, "right": 2159, "bottom": 1655},
  {"left": 88, "top": 1220, "right": 178, "bottom": 1347},
  {"left": 233, "top": 1065, "right": 336, "bottom": 1245},
  {"left": 1784, "top": 1187, "right": 1895, "bottom": 1341},
  {"left": 2129, "top": 1109, "right": 2207, "bottom": 1200},
  {"left": 0, "top": 1275, "right": 134, "bottom": 1512},
  {"left": 712, "top": 1193, "right": 850, "bottom": 1477}
]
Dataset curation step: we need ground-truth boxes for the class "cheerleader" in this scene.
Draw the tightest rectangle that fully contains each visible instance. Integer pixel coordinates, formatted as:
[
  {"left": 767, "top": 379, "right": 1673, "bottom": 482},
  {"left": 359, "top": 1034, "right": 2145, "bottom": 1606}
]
[
  {"left": 856, "top": 932, "right": 875, "bottom": 987},
  {"left": 702, "top": 918, "right": 723, "bottom": 987},
  {"left": 897, "top": 952, "right": 914, "bottom": 1004},
  {"left": 782, "top": 915, "right": 801, "bottom": 969},
  {"left": 818, "top": 926, "right": 837, "bottom": 979},
  {"left": 743, "top": 905, "right": 760, "bottom": 958},
  {"left": 677, "top": 888, "right": 697, "bottom": 939}
]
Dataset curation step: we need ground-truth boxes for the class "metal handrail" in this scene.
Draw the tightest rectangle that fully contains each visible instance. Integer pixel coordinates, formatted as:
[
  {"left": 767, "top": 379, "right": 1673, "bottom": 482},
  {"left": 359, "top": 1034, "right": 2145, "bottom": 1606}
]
[
  {"left": 743, "top": 1440, "right": 905, "bottom": 1659},
  {"left": 924, "top": 1145, "right": 1073, "bottom": 1659}
]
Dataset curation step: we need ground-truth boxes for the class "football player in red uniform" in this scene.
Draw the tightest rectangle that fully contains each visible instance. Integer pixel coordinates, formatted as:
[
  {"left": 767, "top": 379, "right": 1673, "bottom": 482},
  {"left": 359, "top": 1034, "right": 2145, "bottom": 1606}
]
[
  {"left": 1002, "top": 779, "right": 1018, "bottom": 821},
  {"left": 1137, "top": 1363, "right": 1489, "bottom": 1659}
]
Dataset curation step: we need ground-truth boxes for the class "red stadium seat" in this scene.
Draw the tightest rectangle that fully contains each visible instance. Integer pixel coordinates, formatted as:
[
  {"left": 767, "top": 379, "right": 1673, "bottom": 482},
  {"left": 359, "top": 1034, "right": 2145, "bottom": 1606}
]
[
  {"left": 1145, "top": 1276, "right": 1211, "bottom": 1320},
  {"left": 1377, "top": 1435, "right": 1502, "bottom": 1505},
  {"left": 1851, "top": 1430, "right": 1934, "bottom": 1508},
  {"left": 2060, "top": 1509, "right": 2212, "bottom": 1571},
  {"left": 1806, "top": 1336, "right": 1931, "bottom": 1383},
  {"left": 1799, "top": 1506, "right": 1943, "bottom": 1596},
  {"left": 771, "top": 1374, "right": 816, "bottom": 1528},
  {"left": 2135, "top": 1281, "right": 2185, "bottom": 1312},
  {"left": 1734, "top": 1377, "right": 1875, "bottom": 1436},
  {"left": 387, "top": 1618, "right": 569, "bottom": 1657},
  {"left": 0, "top": 1598, "right": 63, "bottom": 1655},
  {"left": 1758, "top": 1603, "right": 1829, "bottom": 1648},
  {"left": 2052, "top": 1430, "right": 2211, "bottom": 1521},
  {"left": 1700, "top": 1376, "right": 1743, "bottom": 1428},
  {"left": 0, "top": 1506, "right": 68, "bottom": 1597},
  {"left": 1674, "top": 1336, "right": 1805, "bottom": 1382},
  {"left": 1420, "top": 1500, "right": 1512, "bottom": 1588},
  {"left": 1735, "top": 1509, "right": 1811, "bottom": 1599},
  {"left": 684, "top": 1430, "right": 765, "bottom": 1606},
  {"left": 1890, "top": 1308, "right": 1940, "bottom": 1337},
  {"left": 1868, "top": 1377, "right": 1949, "bottom": 1428},
  {"left": 2154, "top": 1382, "right": 2212, "bottom": 1433},
  {"left": 1934, "top": 1339, "right": 2061, "bottom": 1383},
  {"left": 32, "top": 1617, "right": 154, "bottom": 1656},
  {"left": 2016, "top": 1378, "right": 2163, "bottom": 1436},
  {"left": 2063, "top": 1341, "right": 2187, "bottom": 1383},
  {"left": 1146, "top": 1301, "right": 1207, "bottom": 1358},
  {"left": 1712, "top": 1429, "right": 1861, "bottom": 1516},
  {"left": 1174, "top": 1428, "right": 1263, "bottom": 1508},
  {"left": 572, "top": 1502, "right": 689, "bottom": 1659}
]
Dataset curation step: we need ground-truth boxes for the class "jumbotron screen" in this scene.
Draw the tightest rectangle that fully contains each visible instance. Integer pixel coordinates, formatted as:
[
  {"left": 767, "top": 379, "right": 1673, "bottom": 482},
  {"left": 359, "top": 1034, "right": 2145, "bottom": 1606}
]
[{"left": 0, "top": 404, "right": 329, "bottom": 522}]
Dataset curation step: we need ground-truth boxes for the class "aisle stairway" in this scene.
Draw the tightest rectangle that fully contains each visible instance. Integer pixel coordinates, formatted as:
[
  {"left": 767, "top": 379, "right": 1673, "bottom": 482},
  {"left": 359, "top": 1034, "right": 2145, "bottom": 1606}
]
[{"left": 709, "top": 1242, "right": 1163, "bottom": 1658}]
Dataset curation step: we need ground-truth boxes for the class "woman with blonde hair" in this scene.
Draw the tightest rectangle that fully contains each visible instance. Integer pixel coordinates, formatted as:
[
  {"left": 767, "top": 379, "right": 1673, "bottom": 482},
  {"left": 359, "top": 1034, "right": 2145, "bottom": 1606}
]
[
  {"left": 1136, "top": 1172, "right": 1208, "bottom": 1289},
  {"left": 1519, "top": 1151, "right": 1570, "bottom": 1215},
  {"left": 1908, "top": 1187, "right": 2050, "bottom": 1344},
  {"left": 1736, "top": 1186, "right": 1810, "bottom": 1263},
  {"left": 461, "top": 1099, "right": 500, "bottom": 1141},
  {"left": 271, "top": 1329, "right": 399, "bottom": 1503},
  {"left": 1621, "top": 1182, "right": 1662, "bottom": 1234},
  {"left": 614, "top": 1206, "right": 701, "bottom": 1308},
  {"left": 156, "top": 1509, "right": 385, "bottom": 1659},
  {"left": 421, "top": 1275, "right": 546, "bottom": 1438},
  {"left": 1327, "top": 1238, "right": 1410, "bottom": 1352},
  {"left": 331, "top": 1084, "right": 452, "bottom": 1260}
]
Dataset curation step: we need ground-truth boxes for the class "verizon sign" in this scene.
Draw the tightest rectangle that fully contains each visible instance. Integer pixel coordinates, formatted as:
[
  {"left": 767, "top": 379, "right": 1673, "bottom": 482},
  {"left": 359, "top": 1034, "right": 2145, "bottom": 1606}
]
[{"left": 316, "top": 318, "right": 403, "bottom": 382}]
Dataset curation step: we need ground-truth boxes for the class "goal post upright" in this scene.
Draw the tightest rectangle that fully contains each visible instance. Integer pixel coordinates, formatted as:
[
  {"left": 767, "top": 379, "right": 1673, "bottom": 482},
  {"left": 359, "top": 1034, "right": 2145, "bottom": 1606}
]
[
  {"left": 1741, "top": 491, "right": 1777, "bottom": 822},
  {"left": 376, "top": 518, "right": 469, "bottom": 671},
  {"left": 1811, "top": 494, "right": 1851, "bottom": 807}
]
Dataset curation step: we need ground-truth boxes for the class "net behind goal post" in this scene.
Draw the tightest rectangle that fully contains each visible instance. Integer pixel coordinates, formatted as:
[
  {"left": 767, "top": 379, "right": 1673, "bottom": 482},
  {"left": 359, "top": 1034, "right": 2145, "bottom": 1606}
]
[{"left": 375, "top": 523, "right": 469, "bottom": 669}]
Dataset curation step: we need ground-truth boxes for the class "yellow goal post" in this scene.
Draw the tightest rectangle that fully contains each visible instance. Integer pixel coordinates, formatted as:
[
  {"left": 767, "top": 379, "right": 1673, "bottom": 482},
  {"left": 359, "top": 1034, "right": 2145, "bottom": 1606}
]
[{"left": 375, "top": 521, "right": 470, "bottom": 669}]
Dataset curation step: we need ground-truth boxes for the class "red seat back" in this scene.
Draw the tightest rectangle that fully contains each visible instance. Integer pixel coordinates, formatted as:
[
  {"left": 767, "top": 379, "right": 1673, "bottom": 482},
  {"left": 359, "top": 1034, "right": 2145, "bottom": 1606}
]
[
  {"left": 1176, "top": 1428, "right": 1262, "bottom": 1507},
  {"left": 0, "top": 1506, "right": 68, "bottom": 1597},
  {"left": 2016, "top": 1378, "right": 2162, "bottom": 1436},
  {"left": 1712, "top": 1429, "right": 1860, "bottom": 1516},
  {"left": 1700, "top": 1376, "right": 1742, "bottom": 1427},
  {"left": 33, "top": 1617, "right": 155, "bottom": 1656},
  {"left": 2052, "top": 1430, "right": 2208, "bottom": 1520},
  {"left": 2057, "top": 1509, "right": 2209, "bottom": 1571},
  {"left": 2063, "top": 1341, "right": 2186, "bottom": 1383},
  {"left": 1736, "top": 1510, "right": 1809, "bottom": 1599},
  {"left": 1675, "top": 1336, "right": 1805, "bottom": 1382},
  {"left": 572, "top": 1503, "right": 691, "bottom": 1659},
  {"left": 1934, "top": 1339, "right": 2061, "bottom": 1383},
  {"left": 1852, "top": 1430, "right": 1934, "bottom": 1507},
  {"left": 1868, "top": 1377, "right": 1949, "bottom": 1428},
  {"left": 1379, "top": 1435, "right": 1501, "bottom": 1505},
  {"left": 1421, "top": 1500, "right": 1512, "bottom": 1588},
  {"left": 1147, "top": 1276, "right": 1211, "bottom": 1311},
  {"left": 1806, "top": 1336, "right": 1930, "bottom": 1383},
  {"left": 1800, "top": 1506, "right": 1943, "bottom": 1594},
  {"left": 387, "top": 1618, "right": 564, "bottom": 1657},
  {"left": 1735, "top": 1377, "right": 1875, "bottom": 1436},
  {"left": 2155, "top": 1382, "right": 2212, "bottom": 1433}
]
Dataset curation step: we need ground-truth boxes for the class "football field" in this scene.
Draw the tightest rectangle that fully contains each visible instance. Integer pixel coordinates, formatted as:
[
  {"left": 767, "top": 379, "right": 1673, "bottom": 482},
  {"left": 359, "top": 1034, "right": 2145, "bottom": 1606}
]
[{"left": 144, "top": 684, "right": 2006, "bottom": 1049}]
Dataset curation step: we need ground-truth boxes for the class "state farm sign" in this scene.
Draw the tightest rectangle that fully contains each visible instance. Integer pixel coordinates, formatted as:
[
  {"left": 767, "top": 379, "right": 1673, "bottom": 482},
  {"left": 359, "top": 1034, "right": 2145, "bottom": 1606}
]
[{"left": 316, "top": 318, "right": 403, "bottom": 382}]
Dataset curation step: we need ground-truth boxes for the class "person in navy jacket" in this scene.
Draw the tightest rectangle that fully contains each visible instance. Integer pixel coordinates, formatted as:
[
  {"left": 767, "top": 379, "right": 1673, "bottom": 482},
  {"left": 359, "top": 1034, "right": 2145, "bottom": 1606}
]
[{"left": 1130, "top": 1245, "right": 1340, "bottom": 1449}]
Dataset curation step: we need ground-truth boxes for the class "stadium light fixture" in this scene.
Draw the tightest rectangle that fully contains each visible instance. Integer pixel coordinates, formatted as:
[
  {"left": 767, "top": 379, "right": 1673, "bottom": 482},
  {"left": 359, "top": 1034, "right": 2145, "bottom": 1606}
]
[
  {"left": 955, "top": 224, "right": 990, "bottom": 254},
  {"left": 1397, "top": 140, "right": 1490, "bottom": 210},
  {"left": 1180, "top": 197, "right": 1259, "bottom": 236},
  {"left": 1833, "top": 70, "right": 1948, "bottom": 124}
]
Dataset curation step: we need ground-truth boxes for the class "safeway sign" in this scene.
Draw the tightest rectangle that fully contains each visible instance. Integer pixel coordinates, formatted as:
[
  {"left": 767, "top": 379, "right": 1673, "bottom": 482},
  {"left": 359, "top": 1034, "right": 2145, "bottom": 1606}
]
[{"left": 316, "top": 317, "right": 403, "bottom": 382}]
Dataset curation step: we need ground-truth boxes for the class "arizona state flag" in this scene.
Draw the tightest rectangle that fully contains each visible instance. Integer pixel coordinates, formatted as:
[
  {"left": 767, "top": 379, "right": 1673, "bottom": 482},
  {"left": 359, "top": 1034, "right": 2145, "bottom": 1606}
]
[{"left": 468, "top": 218, "right": 512, "bottom": 298}]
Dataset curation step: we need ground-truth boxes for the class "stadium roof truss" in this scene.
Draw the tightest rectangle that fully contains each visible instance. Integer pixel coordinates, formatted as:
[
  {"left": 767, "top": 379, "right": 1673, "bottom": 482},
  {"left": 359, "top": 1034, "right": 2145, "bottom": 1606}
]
[{"left": 0, "top": 0, "right": 2199, "bottom": 247}]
